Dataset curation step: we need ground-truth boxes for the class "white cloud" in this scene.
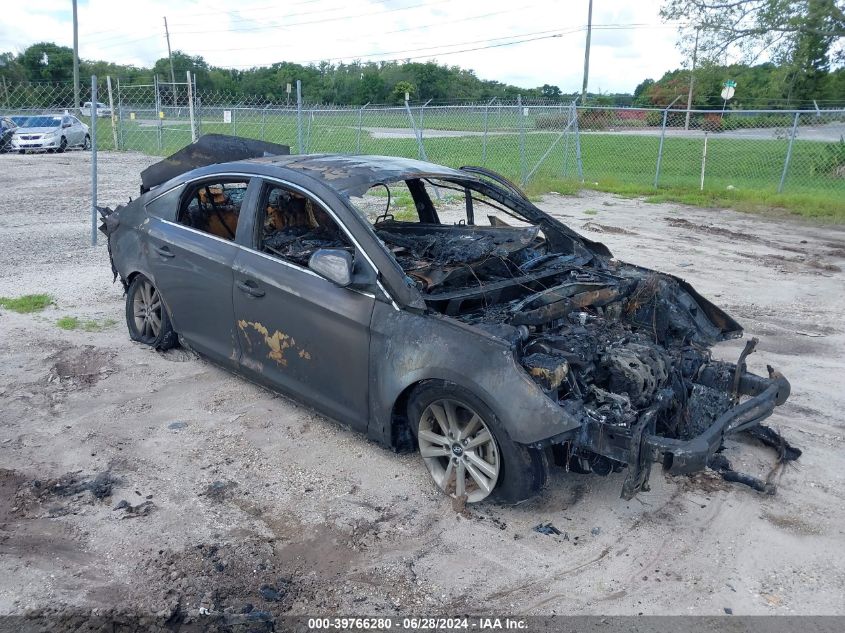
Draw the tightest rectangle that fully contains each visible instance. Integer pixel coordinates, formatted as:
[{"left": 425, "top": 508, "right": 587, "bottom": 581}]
[{"left": 1, "top": 0, "right": 685, "bottom": 93}]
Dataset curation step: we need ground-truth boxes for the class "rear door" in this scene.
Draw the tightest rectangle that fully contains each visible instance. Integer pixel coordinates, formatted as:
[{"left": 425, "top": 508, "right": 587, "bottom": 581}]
[
  {"left": 145, "top": 176, "right": 258, "bottom": 365},
  {"left": 231, "top": 178, "right": 375, "bottom": 429}
]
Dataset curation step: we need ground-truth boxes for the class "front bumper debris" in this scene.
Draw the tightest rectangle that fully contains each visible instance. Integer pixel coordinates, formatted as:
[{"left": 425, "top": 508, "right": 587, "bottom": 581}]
[{"left": 572, "top": 363, "right": 792, "bottom": 499}]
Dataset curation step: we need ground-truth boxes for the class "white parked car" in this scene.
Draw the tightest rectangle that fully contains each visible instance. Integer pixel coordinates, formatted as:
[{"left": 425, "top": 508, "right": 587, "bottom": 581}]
[
  {"left": 81, "top": 101, "right": 112, "bottom": 118},
  {"left": 11, "top": 114, "right": 90, "bottom": 153}
]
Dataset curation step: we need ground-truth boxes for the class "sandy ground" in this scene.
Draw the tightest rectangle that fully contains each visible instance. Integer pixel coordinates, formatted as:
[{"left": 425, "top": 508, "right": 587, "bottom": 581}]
[{"left": 1, "top": 151, "right": 845, "bottom": 624}]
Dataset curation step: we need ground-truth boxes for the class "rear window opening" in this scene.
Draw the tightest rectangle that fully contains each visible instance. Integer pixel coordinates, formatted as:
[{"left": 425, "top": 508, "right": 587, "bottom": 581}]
[{"left": 179, "top": 180, "right": 249, "bottom": 241}]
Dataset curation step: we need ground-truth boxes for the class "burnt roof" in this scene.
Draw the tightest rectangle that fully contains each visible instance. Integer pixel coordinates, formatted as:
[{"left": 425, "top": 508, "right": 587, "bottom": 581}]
[
  {"left": 246, "top": 154, "right": 470, "bottom": 197},
  {"left": 141, "top": 134, "right": 290, "bottom": 193}
]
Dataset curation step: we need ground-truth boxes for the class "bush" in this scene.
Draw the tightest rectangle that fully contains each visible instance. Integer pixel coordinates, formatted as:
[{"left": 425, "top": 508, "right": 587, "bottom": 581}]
[
  {"left": 812, "top": 136, "right": 845, "bottom": 177},
  {"left": 534, "top": 113, "right": 571, "bottom": 130},
  {"left": 577, "top": 109, "right": 616, "bottom": 130}
]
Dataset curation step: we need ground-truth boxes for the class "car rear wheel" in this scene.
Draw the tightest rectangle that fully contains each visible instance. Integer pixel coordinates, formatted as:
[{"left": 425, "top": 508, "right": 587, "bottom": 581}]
[
  {"left": 125, "top": 275, "right": 177, "bottom": 350},
  {"left": 56, "top": 137, "right": 67, "bottom": 153},
  {"left": 408, "top": 382, "right": 547, "bottom": 504}
]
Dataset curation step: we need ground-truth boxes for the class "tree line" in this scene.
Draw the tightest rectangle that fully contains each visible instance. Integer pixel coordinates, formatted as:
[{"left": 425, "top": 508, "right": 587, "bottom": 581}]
[{"left": 1, "top": 40, "right": 843, "bottom": 108}]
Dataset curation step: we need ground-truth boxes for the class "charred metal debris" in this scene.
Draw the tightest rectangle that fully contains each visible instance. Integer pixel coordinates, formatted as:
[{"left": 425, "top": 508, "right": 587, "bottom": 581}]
[{"left": 368, "top": 184, "right": 797, "bottom": 497}]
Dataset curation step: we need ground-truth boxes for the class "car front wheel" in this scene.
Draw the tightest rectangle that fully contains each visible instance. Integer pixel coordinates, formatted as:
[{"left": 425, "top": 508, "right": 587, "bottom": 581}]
[
  {"left": 125, "top": 275, "right": 177, "bottom": 349},
  {"left": 409, "top": 382, "right": 547, "bottom": 504},
  {"left": 56, "top": 136, "right": 67, "bottom": 153},
  {"left": 83, "top": 134, "right": 91, "bottom": 150}
]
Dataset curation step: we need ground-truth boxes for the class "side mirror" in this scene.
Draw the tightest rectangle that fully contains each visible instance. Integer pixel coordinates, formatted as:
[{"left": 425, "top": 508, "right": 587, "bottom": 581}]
[
  {"left": 62, "top": 122, "right": 71, "bottom": 128},
  {"left": 309, "top": 248, "right": 353, "bottom": 287}
]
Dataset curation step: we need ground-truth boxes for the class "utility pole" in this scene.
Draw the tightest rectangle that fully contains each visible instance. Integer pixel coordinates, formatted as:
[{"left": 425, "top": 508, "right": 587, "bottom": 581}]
[
  {"left": 164, "top": 17, "right": 176, "bottom": 86},
  {"left": 581, "top": 0, "right": 593, "bottom": 103},
  {"left": 72, "top": 0, "right": 80, "bottom": 113},
  {"left": 684, "top": 26, "right": 700, "bottom": 131}
]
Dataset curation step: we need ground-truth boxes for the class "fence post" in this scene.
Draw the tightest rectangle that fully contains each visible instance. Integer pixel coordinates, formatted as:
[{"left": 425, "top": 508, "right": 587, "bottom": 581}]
[
  {"left": 296, "top": 80, "right": 303, "bottom": 154},
  {"left": 482, "top": 97, "right": 495, "bottom": 165},
  {"left": 356, "top": 102, "right": 369, "bottom": 154},
  {"left": 261, "top": 104, "right": 267, "bottom": 141},
  {"left": 419, "top": 98, "right": 432, "bottom": 141},
  {"left": 306, "top": 108, "right": 314, "bottom": 153},
  {"left": 232, "top": 106, "right": 237, "bottom": 136},
  {"left": 404, "top": 97, "right": 428, "bottom": 161},
  {"left": 186, "top": 71, "right": 197, "bottom": 142},
  {"left": 518, "top": 95, "right": 526, "bottom": 185},
  {"left": 778, "top": 112, "right": 800, "bottom": 193},
  {"left": 654, "top": 109, "right": 669, "bottom": 188},
  {"left": 654, "top": 96, "right": 683, "bottom": 188},
  {"left": 116, "top": 77, "right": 124, "bottom": 150},
  {"left": 154, "top": 75, "right": 162, "bottom": 153},
  {"left": 562, "top": 101, "right": 574, "bottom": 177},
  {"left": 106, "top": 76, "right": 118, "bottom": 151},
  {"left": 194, "top": 95, "right": 201, "bottom": 138},
  {"left": 90, "top": 75, "right": 98, "bottom": 247},
  {"left": 573, "top": 104, "right": 584, "bottom": 182}
]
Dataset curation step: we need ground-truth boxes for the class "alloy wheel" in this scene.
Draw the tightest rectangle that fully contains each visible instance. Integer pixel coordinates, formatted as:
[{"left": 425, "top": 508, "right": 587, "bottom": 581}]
[
  {"left": 418, "top": 398, "right": 500, "bottom": 503},
  {"left": 132, "top": 280, "right": 162, "bottom": 340}
]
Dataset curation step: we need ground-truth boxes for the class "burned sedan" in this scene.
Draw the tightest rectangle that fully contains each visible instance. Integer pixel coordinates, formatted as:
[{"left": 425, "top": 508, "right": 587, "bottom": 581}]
[{"left": 101, "top": 142, "right": 795, "bottom": 503}]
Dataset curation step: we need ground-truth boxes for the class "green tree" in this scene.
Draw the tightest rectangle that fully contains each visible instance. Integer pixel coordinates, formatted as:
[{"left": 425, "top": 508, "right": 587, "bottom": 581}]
[
  {"left": 390, "top": 80, "right": 416, "bottom": 103},
  {"left": 660, "top": 0, "right": 844, "bottom": 65},
  {"left": 540, "top": 84, "right": 563, "bottom": 100},
  {"left": 20, "top": 42, "right": 74, "bottom": 82},
  {"left": 153, "top": 51, "right": 210, "bottom": 86}
]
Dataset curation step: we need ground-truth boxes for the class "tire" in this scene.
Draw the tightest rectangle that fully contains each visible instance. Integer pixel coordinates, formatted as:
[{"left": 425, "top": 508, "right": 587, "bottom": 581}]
[
  {"left": 18, "top": 149, "right": 25, "bottom": 155},
  {"left": 408, "top": 382, "right": 548, "bottom": 504},
  {"left": 83, "top": 134, "right": 91, "bottom": 150},
  {"left": 56, "top": 137, "right": 67, "bottom": 153},
  {"left": 125, "top": 275, "right": 178, "bottom": 350}
]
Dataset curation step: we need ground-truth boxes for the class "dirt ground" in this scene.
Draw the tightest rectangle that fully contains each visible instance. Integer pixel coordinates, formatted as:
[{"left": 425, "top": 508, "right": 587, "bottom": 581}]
[{"left": 1, "top": 150, "right": 845, "bottom": 624}]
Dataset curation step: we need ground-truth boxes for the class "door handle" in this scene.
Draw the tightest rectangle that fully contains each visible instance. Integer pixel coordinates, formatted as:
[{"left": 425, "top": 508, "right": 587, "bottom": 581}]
[
  {"left": 153, "top": 245, "right": 175, "bottom": 258},
  {"left": 236, "top": 280, "right": 265, "bottom": 298}
]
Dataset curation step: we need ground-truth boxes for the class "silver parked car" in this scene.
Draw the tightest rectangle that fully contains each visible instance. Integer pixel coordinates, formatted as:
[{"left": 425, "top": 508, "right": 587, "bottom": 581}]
[
  {"left": 81, "top": 101, "right": 112, "bottom": 118},
  {"left": 11, "top": 114, "right": 90, "bottom": 153}
]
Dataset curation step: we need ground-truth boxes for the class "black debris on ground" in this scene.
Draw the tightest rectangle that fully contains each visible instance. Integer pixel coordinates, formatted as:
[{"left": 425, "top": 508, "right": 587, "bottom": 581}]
[{"left": 533, "top": 522, "right": 563, "bottom": 536}]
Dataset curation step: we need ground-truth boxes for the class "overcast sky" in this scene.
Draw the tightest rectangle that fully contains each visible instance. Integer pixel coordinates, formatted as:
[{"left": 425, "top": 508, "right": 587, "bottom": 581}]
[{"left": 1, "top": 0, "right": 687, "bottom": 93}]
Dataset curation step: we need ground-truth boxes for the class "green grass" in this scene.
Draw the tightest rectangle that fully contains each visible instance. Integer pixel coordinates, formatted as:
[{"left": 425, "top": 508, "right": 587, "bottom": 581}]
[
  {"left": 56, "top": 316, "right": 117, "bottom": 332},
  {"left": 97, "top": 112, "right": 845, "bottom": 221},
  {"left": 0, "top": 294, "right": 53, "bottom": 313}
]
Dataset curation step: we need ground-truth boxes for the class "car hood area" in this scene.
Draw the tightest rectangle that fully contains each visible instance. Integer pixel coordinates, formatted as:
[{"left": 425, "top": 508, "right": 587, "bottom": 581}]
[
  {"left": 14, "top": 126, "right": 60, "bottom": 135},
  {"left": 377, "top": 219, "right": 739, "bottom": 422}
]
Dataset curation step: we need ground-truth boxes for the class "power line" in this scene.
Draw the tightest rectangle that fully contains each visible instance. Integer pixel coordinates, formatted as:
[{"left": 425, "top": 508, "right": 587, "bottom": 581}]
[
  {"left": 222, "top": 30, "right": 573, "bottom": 69},
  {"left": 80, "top": 0, "right": 335, "bottom": 39},
  {"left": 168, "top": 0, "right": 350, "bottom": 26},
  {"left": 171, "top": 0, "right": 454, "bottom": 35},
  {"left": 185, "top": 3, "right": 545, "bottom": 53},
  {"left": 84, "top": 0, "right": 453, "bottom": 49}
]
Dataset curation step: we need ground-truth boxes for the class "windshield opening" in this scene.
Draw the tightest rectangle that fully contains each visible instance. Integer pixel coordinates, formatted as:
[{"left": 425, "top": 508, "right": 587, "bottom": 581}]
[
  {"left": 20, "top": 116, "right": 62, "bottom": 128},
  {"left": 350, "top": 178, "right": 561, "bottom": 297}
]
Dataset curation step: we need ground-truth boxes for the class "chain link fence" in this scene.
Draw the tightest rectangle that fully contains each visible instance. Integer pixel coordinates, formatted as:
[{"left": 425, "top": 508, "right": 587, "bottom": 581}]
[{"left": 4, "top": 79, "right": 845, "bottom": 200}]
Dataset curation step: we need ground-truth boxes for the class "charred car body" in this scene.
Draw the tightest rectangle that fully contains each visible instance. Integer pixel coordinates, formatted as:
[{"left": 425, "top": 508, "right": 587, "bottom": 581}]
[{"left": 101, "top": 136, "right": 795, "bottom": 503}]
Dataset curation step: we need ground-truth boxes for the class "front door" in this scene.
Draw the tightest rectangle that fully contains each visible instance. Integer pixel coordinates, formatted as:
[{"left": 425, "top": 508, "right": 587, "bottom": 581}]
[{"left": 232, "top": 179, "right": 374, "bottom": 429}]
